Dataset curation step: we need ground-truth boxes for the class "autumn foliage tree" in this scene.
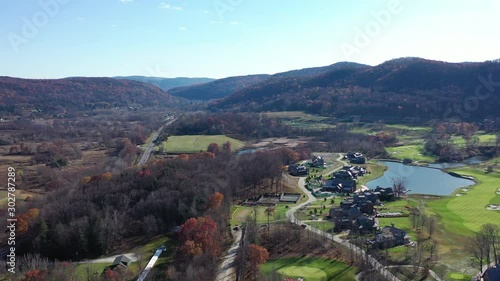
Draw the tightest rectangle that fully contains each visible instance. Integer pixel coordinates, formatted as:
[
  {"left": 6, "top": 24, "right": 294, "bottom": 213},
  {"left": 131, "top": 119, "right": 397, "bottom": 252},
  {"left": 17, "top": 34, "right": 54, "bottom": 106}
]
[
  {"left": 207, "top": 143, "right": 220, "bottom": 154},
  {"left": 179, "top": 217, "right": 220, "bottom": 257},
  {"left": 246, "top": 244, "right": 269, "bottom": 273},
  {"left": 208, "top": 192, "right": 224, "bottom": 209},
  {"left": 22, "top": 269, "right": 45, "bottom": 281}
]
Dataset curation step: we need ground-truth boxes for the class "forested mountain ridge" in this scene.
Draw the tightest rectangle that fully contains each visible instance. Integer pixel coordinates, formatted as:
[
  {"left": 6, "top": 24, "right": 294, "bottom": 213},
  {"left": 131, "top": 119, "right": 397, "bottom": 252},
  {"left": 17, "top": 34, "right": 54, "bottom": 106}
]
[
  {"left": 212, "top": 58, "right": 500, "bottom": 121},
  {"left": 167, "top": 62, "right": 368, "bottom": 101},
  {"left": 0, "top": 76, "right": 178, "bottom": 114}
]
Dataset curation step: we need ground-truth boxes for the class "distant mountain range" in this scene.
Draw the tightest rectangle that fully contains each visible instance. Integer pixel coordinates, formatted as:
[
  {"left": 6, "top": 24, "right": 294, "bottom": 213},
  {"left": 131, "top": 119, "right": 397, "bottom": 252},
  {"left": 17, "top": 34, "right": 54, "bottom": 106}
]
[
  {"left": 0, "top": 77, "right": 177, "bottom": 115},
  {"left": 2, "top": 58, "right": 499, "bottom": 121},
  {"left": 114, "top": 76, "right": 214, "bottom": 91}
]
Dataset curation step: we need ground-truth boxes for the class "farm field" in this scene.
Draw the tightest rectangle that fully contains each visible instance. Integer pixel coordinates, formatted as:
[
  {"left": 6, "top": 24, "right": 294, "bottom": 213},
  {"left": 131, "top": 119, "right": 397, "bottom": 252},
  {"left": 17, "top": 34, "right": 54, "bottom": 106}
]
[
  {"left": 261, "top": 257, "right": 357, "bottom": 281},
  {"left": 161, "top": 135, "right": 245, "bottom": 154}
]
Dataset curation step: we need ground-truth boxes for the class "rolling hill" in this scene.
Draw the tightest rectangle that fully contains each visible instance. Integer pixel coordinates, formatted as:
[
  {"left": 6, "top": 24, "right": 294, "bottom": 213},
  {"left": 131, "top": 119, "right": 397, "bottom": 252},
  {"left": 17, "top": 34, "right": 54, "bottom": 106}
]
[
  {"left": 166, "top": 63, "right": 368, "bottom": 101},
  {"left": 114, "top": 76, "right": 214, "bottom": 91},
  {"left": 211, "top": 58, "right": 500, "bottom": 122},
  {"left": 0, "top": 77, "right": 178, "bottom": 114},
  {"left": 167, "top": 74, "right": 270, "bottom": 100}
]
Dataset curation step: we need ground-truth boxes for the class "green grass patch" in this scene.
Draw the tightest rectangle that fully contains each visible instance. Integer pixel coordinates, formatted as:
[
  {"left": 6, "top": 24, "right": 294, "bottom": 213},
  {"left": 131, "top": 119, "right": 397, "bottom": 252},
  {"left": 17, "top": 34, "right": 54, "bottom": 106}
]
[
  {"left": 447, "top": 272, "right": 473, "bottom": 280},
  {"left": 161, "top": 135, "right": 244, "bottom": 153},
  {"left": 261, "top": 257, "right": 357, "bottom": 281}
]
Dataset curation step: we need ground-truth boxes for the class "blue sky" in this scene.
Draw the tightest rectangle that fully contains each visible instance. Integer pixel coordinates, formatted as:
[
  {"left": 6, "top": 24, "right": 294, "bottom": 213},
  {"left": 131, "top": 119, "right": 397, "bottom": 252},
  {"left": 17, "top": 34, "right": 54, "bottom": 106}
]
[{"left": 1, "top": 0, "right": 499, "bottom": 79}]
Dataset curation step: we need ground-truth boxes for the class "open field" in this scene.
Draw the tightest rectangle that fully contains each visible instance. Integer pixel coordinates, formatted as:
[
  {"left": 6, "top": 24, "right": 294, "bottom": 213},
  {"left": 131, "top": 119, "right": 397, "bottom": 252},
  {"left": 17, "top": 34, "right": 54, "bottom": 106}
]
[
  {"left": 161, "top": 135, "right": 245, "bottom": 153},
  {"left": 261, "top": 257, "right": 357, "bottom": 281}
]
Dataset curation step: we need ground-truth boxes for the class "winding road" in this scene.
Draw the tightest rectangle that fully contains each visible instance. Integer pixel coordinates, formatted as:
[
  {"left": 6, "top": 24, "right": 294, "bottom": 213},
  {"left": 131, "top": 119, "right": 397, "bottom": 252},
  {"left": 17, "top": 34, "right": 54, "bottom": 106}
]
[{"left": 286, "top": 154, "right": 402, "bottom": 281}]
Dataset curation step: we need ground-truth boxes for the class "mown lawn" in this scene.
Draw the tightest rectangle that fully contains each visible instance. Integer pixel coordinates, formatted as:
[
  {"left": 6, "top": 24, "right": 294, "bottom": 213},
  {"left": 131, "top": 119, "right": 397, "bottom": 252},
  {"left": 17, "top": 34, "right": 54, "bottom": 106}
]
[
  {"left": 161, "top": 135, "right": 244, "bottom": 153},
  {"left": 261, "top": 257, "right": 357, "bottom": 281}
]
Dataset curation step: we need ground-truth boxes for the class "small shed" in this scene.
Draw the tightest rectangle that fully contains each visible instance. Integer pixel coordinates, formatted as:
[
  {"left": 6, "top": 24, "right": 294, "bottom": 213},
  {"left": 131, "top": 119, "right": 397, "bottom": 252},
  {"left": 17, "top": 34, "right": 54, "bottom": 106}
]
[{"left": 112, "top": 255, "right": 131, "bottom": 268}]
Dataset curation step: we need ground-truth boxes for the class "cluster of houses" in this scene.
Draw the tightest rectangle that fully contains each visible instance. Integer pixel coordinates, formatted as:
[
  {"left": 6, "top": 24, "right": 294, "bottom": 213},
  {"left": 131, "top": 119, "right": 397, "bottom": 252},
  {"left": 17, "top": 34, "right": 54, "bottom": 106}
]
[
  {"left": 346, "top": 152, "right": 366, "bottom": 164},
  {"left": 329, "top": 187, "right": 409, "bottom": 248},
  {"left": 322, "top": 165, "right": 368, "bottom": 194}
]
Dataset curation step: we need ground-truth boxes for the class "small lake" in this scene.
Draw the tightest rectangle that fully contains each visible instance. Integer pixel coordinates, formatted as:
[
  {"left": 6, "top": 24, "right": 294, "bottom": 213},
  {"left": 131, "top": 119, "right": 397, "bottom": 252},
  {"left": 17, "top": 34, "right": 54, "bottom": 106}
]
[{"left": 366, "top": 161, "right": 475, "bottom": 196}]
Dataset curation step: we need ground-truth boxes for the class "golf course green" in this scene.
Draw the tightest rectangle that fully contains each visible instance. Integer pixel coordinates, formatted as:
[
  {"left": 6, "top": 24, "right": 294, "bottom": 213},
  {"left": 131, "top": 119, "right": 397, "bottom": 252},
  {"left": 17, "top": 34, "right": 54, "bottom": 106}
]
[{"left": 261, "top": 257, "right": 357, "bottom": 281}]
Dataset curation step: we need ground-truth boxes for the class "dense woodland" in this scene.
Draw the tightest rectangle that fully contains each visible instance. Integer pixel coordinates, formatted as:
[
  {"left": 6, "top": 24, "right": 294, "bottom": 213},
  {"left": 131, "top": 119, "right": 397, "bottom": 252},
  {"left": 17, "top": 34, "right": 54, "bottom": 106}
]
[{"left": 164, "top": 112, "right": 293, "bottom": 140}]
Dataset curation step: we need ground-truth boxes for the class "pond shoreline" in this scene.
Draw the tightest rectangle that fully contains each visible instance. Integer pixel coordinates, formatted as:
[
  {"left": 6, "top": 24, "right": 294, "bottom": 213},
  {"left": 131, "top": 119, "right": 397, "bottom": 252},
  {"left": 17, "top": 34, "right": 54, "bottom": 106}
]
[{"left": 367, "top": 160, "right": 476, "bottom": 196}]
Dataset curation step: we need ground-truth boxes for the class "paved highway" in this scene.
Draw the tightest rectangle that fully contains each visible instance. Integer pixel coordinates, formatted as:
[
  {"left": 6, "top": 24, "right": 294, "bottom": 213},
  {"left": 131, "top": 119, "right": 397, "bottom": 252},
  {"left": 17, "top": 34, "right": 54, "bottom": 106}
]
[{"left": 137, "top": 117, "right": 175, "bottom": 165}]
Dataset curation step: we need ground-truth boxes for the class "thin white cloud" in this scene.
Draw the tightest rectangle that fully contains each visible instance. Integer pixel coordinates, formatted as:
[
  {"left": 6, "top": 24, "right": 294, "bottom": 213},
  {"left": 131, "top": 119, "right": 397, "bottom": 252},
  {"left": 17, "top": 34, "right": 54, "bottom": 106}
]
[
  {"left": 112, "top": 24, "right": 117, "bottom": 28},
  {"left": 119, "top": 0, "right": 133, "bottom": 2},
  {"left": 76, "top": 17, "right": 85, "bottom": 21},
  {"left": 202, "top": 10, "right": 210, "bottom": 14},
  {"left": 210, "top": 20, "right": 223, "bottom": 24},
  {"left": 158, "top": 2, "right": 183, "bottom": 10},
  {"left": 178, "top": 26, "right": 187, "bottom": 31},
  {"left": 230, "top": 21, "right": 239, "bottom": 25}
]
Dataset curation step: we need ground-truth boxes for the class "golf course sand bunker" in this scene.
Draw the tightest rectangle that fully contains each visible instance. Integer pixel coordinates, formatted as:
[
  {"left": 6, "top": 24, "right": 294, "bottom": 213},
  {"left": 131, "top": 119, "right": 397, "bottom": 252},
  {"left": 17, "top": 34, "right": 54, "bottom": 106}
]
[{"left": 278, "top": 266, "right": 327, "bottom": 280}]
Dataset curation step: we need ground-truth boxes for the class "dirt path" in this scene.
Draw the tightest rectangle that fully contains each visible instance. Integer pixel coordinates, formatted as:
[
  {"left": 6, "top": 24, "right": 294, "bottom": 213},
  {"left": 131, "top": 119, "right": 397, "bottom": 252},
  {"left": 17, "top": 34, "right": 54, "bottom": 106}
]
[{"left": 216, "top": 229, "right": 243, "bottom": 281}]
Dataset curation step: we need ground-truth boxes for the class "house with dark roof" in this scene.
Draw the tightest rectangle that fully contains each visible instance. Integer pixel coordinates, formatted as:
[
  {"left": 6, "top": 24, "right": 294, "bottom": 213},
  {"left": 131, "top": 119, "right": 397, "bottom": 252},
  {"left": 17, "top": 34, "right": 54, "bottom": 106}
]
[
  {"left": 288, "top": 164, "right": 308, "bottom": 176},
  {"left": 311, "top": 156, "right": 325, "bottom": 167},
  {"left": 375, "top": 225, "right": 410, "bottom": 248}
]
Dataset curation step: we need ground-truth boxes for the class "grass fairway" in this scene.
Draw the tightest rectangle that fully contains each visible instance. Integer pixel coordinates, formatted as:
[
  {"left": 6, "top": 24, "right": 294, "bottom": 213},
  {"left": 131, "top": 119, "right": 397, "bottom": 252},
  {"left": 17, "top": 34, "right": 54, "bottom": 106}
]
[
  {"left": 386, "top": 144, "right": 437, "bottom": 162},
  {"left": 161, "top": 135, "right": 244, "bottom": 153},
  {"left": 427, "top": 166, "right": 500, "bottom": 234},
  {"left": 261, "top": 257, "right": 356, "bottom": 281}
]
